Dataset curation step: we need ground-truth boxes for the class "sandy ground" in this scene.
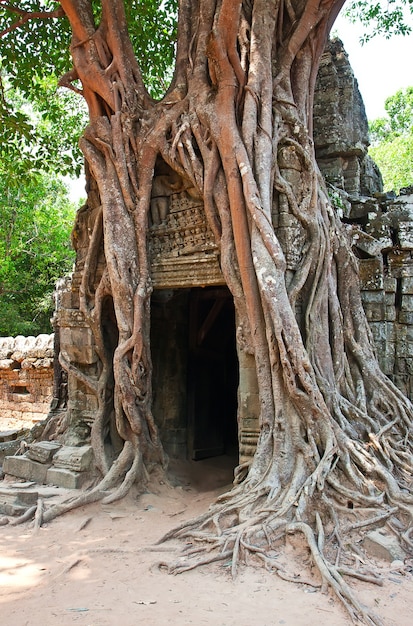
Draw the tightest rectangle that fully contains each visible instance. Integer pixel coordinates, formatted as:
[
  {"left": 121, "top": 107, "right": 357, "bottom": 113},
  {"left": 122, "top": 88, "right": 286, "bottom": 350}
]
[{"left": 0, "top": 416, "right": 412, "bottom": 626}]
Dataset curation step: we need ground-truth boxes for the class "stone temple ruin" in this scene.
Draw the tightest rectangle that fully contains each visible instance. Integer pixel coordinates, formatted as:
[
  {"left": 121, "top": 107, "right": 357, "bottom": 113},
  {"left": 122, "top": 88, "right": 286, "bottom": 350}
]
[
  {"left": 0, "top": 335, "right": 54, "bottom": 427},
  {"left": 1, "top": 38, "right": 413, "bottom": 491}
]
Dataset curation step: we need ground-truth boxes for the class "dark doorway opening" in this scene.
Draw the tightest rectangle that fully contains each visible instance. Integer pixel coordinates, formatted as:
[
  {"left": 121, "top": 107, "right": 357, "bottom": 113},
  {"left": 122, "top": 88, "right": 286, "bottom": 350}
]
[
  {"left": 101, "top": 296, "right": 123, "bottom": 461},
  {"left": 187, "top": 287, "right": 239, "bottom": 461}
]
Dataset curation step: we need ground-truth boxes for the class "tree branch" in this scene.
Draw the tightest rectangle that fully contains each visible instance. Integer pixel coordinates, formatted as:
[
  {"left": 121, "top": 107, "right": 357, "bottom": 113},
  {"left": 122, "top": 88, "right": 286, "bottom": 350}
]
[{"left": 0, "top": 1, "right": 64, "bottom": 38}]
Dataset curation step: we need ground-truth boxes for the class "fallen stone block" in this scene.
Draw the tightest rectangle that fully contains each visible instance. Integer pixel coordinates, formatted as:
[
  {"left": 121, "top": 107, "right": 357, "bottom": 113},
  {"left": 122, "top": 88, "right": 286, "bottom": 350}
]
[
  {"left": 0, "top": 486, "right": 38, "bottom": 516},
  {"left": 46, "top": 467, "right": 89, "bottom": 490},
  {"left": 3, "top": 455, "right": 50, "bottom": 484},
  {"left": 52, "top": 445, "right": 93, "bottom": 472},
  {"left": 27, "top": 441, "right": 62, "bottom": 464},
  {"left": 363, "top": 529, "right": 406, "bottom": 562},
  {"left": 0, "top": 430, "right": 21, "bottom": 443}
]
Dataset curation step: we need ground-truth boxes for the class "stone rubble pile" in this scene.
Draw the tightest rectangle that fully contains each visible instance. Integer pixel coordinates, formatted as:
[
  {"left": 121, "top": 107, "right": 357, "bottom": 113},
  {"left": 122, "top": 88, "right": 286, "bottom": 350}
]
[{"left": 2, "top": 442, "right": 94, "bottom": 491}]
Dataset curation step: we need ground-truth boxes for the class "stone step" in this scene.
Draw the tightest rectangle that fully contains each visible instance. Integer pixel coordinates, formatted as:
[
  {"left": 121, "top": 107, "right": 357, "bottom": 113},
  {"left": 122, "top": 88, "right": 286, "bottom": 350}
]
[
  {"left": 0, "top": 429, "right": 25, "bottom": 443},
  {"left": 3, "top": 443, "right": 95, "bottom": 490},
  {"left": 0, "top": 487, "right": 38, "bottom": 516},
  {"left": 3, "top": 455, "right": 50, "bottom": 484}
]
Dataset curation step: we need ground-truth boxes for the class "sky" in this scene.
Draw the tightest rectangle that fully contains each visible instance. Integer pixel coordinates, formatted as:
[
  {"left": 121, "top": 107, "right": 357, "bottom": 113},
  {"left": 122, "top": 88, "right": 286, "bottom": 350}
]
[
  {"left": 333, "top": 13, "right": 413, "bottom": 120},
  {"left": 67, "top": 11, "right": 413, "bottom": 202}
]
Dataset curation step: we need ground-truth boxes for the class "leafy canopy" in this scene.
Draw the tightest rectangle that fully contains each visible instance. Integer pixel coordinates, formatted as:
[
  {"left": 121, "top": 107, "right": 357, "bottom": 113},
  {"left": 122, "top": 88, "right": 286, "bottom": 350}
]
[
  {"left": 1, "top": 1, "right": 412, "bottom": 177},
  {"left": 346, "top": 0, "right": 413, "bottom": 42},
  {"left": 0, "top": 1, "right": 178, "bottom": 177},
  {"left": 0, "top": 168, "right": 77, "bottom": 336},
  {"left": 370, "top": 86, "right": 413, "bottom": 143},
  {"left": 369, "top": 87, "right": 413, "bottom": 192}
]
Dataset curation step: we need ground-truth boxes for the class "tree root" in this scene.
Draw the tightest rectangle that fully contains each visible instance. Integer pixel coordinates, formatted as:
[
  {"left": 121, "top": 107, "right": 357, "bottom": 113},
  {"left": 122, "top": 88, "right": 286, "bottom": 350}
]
[
  {"left": 159, "top": 448, "right": 412, "bottom": 626},
  {"left": 39, "top": 442, "right": 151, "bottom": 525}
]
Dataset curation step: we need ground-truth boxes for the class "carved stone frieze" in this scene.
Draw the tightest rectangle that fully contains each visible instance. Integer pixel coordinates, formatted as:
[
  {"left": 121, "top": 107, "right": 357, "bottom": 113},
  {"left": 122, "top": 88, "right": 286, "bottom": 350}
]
[{"left": 149, "top": 189, "right": 224, "bottom": 288}]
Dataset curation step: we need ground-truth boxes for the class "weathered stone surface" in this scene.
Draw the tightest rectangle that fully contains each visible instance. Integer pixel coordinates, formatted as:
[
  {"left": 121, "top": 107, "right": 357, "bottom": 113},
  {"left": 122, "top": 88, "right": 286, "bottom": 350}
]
[
  {"left": 60, "top": 326, "right": 97, "bottom": 365},
  {"left": 46, "top": 467, "right": 89, "bottom": 489},
  {"left": 363, "top": 529, "right": 406, "bottom": 562},
  {"left": 398, "top": 222, "right": 413, "bottom": 249},
  {"left": 358, "top": 259, "right": 384, "bottom": 291},
  {"left": 314, "top": 39, "right": 369, "bottom": 161},
  {"left": 3, "top": 456, "right": 50, "bottom": 484},
  {"left": 0, "top": 487, "right": 39, "bottom": 510},
  {"left": 0, "top": 436, "right": 29, "bottom": 464},
  {"left": 0, "top": 334, "right": 54, "bottom": 426},
  {"left": 0, "top": 501, "right": 27, "bottom": 516},
  {"left": 0, "top": 429, "right": 22, "bottom": 442},
  {"left": 27, "top": 441, "right": 62, "bottom": 464},
  {"left": 52, "top": 445, "right": 93, "bottom": 472}
]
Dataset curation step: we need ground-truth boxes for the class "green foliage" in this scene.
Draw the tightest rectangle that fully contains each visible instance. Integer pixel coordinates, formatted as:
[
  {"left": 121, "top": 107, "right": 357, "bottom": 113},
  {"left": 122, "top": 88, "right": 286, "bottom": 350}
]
[
  {"left": 369, "top": 135, "right": 413, "bottom": 193},
  {"left": 0, "top": 1, "right": 178, "bottom": 334},
  {"left": 370, "top": 86, "right": 413, "bottom": 143},
  {"left": 0, "top": 1, "right": 178, "bottom": 177},
  {"left": 0, "top": 1, "right": 83, "bottom": 176},
  {"left": 0, "top": 170, "right": 76, "bottom": 336},
  {"left": 124, "top": 0, "right": 177, "bottom": 98},
  {"left": 368, "top": 87, "right": 413, "bottom": 192},
  {"left": 0, "top": 73, "right": 87, "bottom": 179},
  {"left": 346, "top": 0, "right": 413, "bottom": 42}
]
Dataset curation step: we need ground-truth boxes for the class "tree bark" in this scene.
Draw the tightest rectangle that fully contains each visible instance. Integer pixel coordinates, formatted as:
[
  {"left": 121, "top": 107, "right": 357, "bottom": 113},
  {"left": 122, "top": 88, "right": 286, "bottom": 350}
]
[{"left": 44, "top": 2, "right": 413, "bottom": 623}]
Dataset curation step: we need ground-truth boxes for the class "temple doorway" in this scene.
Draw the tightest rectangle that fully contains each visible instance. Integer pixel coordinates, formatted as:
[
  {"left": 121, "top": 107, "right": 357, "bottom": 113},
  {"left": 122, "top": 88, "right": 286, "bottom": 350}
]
[
  {"left": 150, "top": 286, "right": 239, "bottom": 461},
  {"left": 187, "top": 287, "right": 239, "bottom": 460}
]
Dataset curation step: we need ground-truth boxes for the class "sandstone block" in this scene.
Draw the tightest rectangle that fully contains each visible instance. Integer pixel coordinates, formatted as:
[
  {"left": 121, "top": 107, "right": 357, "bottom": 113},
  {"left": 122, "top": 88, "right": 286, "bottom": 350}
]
[
  {"left": 363, "top": 529, "right": 406, "bottom": 562},
  {"left": 362, "top": 303, "right": 386, "bottom": 322},
  {"left": 0, "top": 499, "right": 27, "bottom": 516},
  {"left": 52, "top": 445, "right": 93, "bottom": 472},
  {"left": 3, "top": 456, "right": 49, "bottom": 483},
  {"left": 239, "top": 391, "right": 260, "bottom": 417},
  {"left": 398, "top": 311, "right": 413, "bottom": 325},
  {"left": 0, "top": 429, "right": 21, "bottom": 442},
  {"left": 0, "top": 487, "right": 39, "bottom": 513},
  {"left": 385, "top": 306, "right": 396, "bottom": 322},
  {"left": 402, "top": 277, "right": 413, "bottom": 294},
  {"left": 388, "top": 251, "right": 413, "bottom": 278},
  {"left": 239, "top": 365, "right": 259, "bottom": 391},
  {"left": 46, "top": 467, "right": 89, "bottom": 490},
  {"left": 27, "top": 441, "right": 62, "bottom": 464},
  {"left": 401, "top": 294, "right": 413, "bottom": 312},
  {"left": 359, "top": 258, "right": 383, "bottom": 291},
  {"left": 398, "top": 223, "right": 413, "bottom": 249},
  {"left": 383, "top": 276, "right": 397, "bottom": 293}
]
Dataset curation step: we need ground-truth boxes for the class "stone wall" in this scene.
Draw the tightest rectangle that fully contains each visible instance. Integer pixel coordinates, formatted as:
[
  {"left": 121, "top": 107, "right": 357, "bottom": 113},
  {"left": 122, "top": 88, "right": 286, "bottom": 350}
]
[
  {"left": 358, "top": 189, "right": 413, "bottom": 400},
  {"left": 314, "top": 38, "right": 413, "bottom": 401},
  {"left": 0, "top": 335, "right": 54, "bottom": 427}
]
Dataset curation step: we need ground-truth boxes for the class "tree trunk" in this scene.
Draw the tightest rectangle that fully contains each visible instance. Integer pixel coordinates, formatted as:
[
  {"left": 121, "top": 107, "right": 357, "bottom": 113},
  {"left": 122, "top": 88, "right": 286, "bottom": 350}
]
[{"left": 46, "top": 2, "right": 412, "bottom": 623}]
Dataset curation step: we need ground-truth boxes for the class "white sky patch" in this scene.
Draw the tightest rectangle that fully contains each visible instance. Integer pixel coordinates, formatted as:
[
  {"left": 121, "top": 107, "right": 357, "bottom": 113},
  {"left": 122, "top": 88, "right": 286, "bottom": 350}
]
[{"left": 334, "top": 14, "right": 413, "bottom": 120}]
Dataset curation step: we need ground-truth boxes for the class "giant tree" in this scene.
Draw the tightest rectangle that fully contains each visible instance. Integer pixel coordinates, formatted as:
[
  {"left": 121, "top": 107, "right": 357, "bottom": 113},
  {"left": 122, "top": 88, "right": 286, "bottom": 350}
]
[{"left": 1, "top": 2, "right": 413, "bottom": 624}]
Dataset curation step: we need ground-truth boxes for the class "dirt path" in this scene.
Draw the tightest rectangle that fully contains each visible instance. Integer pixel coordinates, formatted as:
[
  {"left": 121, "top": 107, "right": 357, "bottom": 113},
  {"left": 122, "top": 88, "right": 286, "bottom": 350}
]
[{"left": 0, "top": 456, "right": 412, "bottom": 626}]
